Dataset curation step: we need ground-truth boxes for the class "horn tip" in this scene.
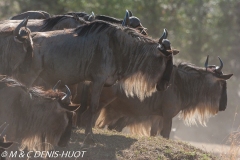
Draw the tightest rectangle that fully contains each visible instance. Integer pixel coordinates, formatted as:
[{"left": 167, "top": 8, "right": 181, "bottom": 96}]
[{"left": 164, "top": 28, "right": 168, "bottom": 32}]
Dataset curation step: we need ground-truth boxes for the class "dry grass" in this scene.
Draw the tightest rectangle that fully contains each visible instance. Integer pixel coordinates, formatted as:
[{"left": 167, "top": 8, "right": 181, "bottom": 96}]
[
  {"left": 219, "top": 106, "right": 240, "bottom": 160},
  {"left": 220, "top": 132, "right": 240, "bottom": 160},
  {"left": 48, "top": 128, "right": 216, "bottom": 160}
]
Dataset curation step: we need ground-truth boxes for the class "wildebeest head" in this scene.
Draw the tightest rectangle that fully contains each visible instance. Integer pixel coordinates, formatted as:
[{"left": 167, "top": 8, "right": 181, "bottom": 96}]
[
  {"left": 204, "top": 56, "right": 233, "bottom": 111},
  {"left": 51, "top": 81, "right": 79, "bottom": 147},
  {"left": 0, "top": 17, "right": 33, "bottom": 75},
  {"left": 119, "top": 27, "right": 179, "bottom": 101},
  {"left": 122, "top": 10, "right": 179, "bottom": 89},
  {"left": 176, "top": 56, "right": 233, "bottom": 126},
  {"left": 122, "top": 10, "right": 147, "bottom": 35},
  {"left": 13, "top": 17, "right": 32, "bottom": 51},
  {"left": 14, "top": 18, "right": 33, "bottom": 74},
  {"left": 155, "top": 29, "right": 179, "bottom": 91}
]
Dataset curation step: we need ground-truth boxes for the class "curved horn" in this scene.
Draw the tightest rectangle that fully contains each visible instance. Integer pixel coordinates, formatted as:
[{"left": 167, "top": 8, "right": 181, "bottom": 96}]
[
  {"left": 122, "top": 10, "right": 130, "bottom": 26},
  {"left": 164, "top": 28, "right": 168, "bottom": 39},
  {"left": 159, "top": 28, "right": 167, "bottom": 44},
  {"left": 65, "top": 85, "right": 71, "bottom": 98},
  {"left": 61, "top": 85, "right": 71, "bottom": 101},
  {"left": 128, "top": 10, "right": 133, "bottom": 17},
  {"left": 204, "top": 55, "right": 209, "bottom": 70},
  {"left": 0, "top": 124, "right": 9, "bottom": 137},
  {"left": 88, "top": 11, "right": 95, "bottom": 21},
  {"left": 13, "top": 17, "right": 29, "bottom": 37},
  {"left": 53, "top": 80, "right": 61, "bottom": 91},
  {"left": 92, "top": 11, "right": 95, "bottom": 18},
  {"left": 216, "top": 56, "right": 223, "bottom": 72}
]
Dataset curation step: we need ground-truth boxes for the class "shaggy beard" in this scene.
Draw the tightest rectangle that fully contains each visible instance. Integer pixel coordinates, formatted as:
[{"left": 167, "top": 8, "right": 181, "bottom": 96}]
[
  {"left": 179, "top": 103, "right": 219, "bottom": 126},
  {"left": 19, "top": 135, "right": 56, "bottom": 151},
  {"left": 119, "top": 72, "right": 158, "bottom": 101}
]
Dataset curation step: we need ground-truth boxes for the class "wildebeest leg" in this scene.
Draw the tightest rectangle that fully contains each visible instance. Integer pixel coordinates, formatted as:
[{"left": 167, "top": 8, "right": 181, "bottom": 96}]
[
  {"left": 107, "top": 116, "right": 126, "bottom": 132},
  {"left": 161, "top": 117, "right": 172, "bottom": 139},
  {"left": 77, "top": 82, "right": 91, "bottom": 127},
  {"left": 84, "top": 81, "right": 104, "bottom": 140},
  {"left": 150, "top": 116, "right": 163, "bottom": 136}
]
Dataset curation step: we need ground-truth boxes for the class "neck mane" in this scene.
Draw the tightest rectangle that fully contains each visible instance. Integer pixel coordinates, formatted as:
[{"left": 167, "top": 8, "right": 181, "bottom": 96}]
[{"left": 74, "top": 21, "right": 159, "bottom": 101}]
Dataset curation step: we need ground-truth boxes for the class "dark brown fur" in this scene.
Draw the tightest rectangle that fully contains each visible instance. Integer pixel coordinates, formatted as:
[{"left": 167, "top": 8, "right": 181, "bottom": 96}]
[
  {"left": 10, "top": 11, "right": 50, "bottom": 20},
  {"left": 17, "top": 20, "right": 178, "bottom": 137},
  {"left": 0, "top": 20, "right": 33, "bottom": 77},
  {"left": 0, "top": 76, "right": 77, "bottom": 151},
  {"left": 1, "top": 15, "right": 85, "bottom": 32},
  {"left": 67, "top": 11, "right": 148, "bottom": 35},
  {"left": 78, "top": 62, "right": 232, "bottom": 138}
]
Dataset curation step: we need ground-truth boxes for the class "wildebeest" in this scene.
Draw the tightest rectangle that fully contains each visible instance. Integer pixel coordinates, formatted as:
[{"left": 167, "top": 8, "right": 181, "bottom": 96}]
[
  {"left": 0, "top": 76, "right": 79, "bottom": 150},
  {"left": 0, "top": 18, "right": 33, "bottom": 77},
  {"left": 0, "top": 15, "right": 86, "bottom": 83},
  {"left": 15, "top": 11, "right": 179, "bottom": 139},
  {"left": 89, "top": 56, "right": 233, "bottom": 139},
  {"left": 0, "top": 123, "right": 13, "bottom": 160},
  {"left": 60, "top": 10, "right": 148, "bottom": 99},
  {"left": 67, "top": 10, "right": 148, "bottom": 35},
  {"left": 10, "top": 11, "right": 51, "bottom": 20},
  {"left": 1, "top": 15, "right": 86, "bottom": 32}
]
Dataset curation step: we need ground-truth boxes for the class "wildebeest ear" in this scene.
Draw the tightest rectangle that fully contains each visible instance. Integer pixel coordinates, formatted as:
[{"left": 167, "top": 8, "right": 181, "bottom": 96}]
[
  {"left": 122, "top": 10, "right": 130, "bottom": 26},
  {"left": 0, "top": 142, "right": 13, "bottom": 149},
  {"left": 218, "top": 74, "right": 233, "bottom": 80},
  {"left": 31, "top": 33, "right": 37, "bottom": 38},
  {"left": 162, "top": 49, "right": 179, "bottom": 56},
  {"left": 63, "top": 104, "right": 80, "bottom": 112},
  {"left": 172, "top": 49, "right": 180, "bottom": 55}
]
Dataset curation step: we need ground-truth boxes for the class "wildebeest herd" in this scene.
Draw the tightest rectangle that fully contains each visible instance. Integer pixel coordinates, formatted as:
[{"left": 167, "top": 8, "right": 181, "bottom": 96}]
[{"left": 0, "top": 9, "right": 232, "bottom": 153}]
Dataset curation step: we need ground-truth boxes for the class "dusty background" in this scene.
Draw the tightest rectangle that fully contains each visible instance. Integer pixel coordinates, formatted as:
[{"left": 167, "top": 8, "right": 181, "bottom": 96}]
[{"left": 0, "top": 0, "right": 239, "bottom": 156}]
